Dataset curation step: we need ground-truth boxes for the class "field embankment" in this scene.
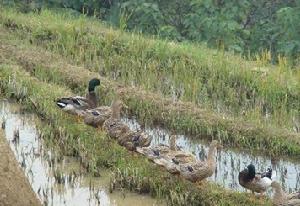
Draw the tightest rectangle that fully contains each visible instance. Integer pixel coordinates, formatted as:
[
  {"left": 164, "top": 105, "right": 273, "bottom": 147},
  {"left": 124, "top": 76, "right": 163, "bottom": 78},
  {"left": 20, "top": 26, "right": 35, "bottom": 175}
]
[
  {"left": 0, "top": 21, "right": 299, "bottom": 156},
  {"left": 0, "top": 8, "right": 299, "bottom": 131},
  {"left": 0, "top": 129, "right": 41, "bottom": 206},
  {"left": 0, "top": 64, "right": 270, "bottom": 205}
]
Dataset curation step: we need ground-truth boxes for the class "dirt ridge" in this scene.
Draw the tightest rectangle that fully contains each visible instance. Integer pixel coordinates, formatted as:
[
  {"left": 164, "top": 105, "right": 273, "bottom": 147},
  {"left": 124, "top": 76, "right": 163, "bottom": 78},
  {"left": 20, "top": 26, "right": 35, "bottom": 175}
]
[{"left": 0, "top": 129, "right": 41, "bottom": 206}]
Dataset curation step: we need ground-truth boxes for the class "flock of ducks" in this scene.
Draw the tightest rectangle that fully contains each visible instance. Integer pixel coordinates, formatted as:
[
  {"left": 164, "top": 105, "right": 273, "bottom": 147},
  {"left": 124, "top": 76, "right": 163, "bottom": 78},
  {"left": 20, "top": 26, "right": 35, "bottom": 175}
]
[{"left": 55, "top": 78, "right": 300, "bottom": 205}]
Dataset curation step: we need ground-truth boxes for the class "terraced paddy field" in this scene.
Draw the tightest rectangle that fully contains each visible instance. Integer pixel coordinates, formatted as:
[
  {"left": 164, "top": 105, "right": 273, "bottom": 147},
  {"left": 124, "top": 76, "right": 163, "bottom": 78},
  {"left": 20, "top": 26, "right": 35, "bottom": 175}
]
[{"left": 0, "top": 8, "right": 299, "bottom": 206}]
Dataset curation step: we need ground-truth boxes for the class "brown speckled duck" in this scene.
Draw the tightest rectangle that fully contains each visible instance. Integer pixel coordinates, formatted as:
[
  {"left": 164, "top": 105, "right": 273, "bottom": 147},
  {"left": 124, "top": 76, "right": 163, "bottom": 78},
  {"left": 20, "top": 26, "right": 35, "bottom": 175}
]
[
  {"left": 103, "top": 99, "right": 152, "bottom": 150},
  {"left": 118, "top": 130, "right": 152, "bottom": 151},
  {"left": 179, "top": 140, "right": 221, "bottom": 182},
  {"left": 142, "top": 135, "right": 194, "bottom": 174},
  {"left": 155, "top": 150, "right": 196, "bottom": 174},
  {"left": 83, "top": 106, "right": 112, "bottom": 128},
  {"left": 271, "top": 181, "right": 300, "bottom": 206},
  {"left": 103, "top": 99, "right": 129, "bottom": 139},
  {"left": 55, "top": 78, "right": 100, "bottom": 116},
  {"left": 136, "top": 143, "right": 170, "bottom": 160},
  {"left": 238, "top": 164, "right": 276, "bottom": 195}
]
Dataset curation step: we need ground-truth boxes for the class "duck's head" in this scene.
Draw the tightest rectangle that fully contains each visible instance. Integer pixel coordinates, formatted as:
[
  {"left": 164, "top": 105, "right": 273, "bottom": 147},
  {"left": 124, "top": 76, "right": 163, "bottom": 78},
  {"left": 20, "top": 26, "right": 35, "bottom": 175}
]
[
  {"left": 247, "top": 164, "right": 256, "bottom": 179},
  {"left": 88, "top": 78, "right": 101, "bottom": 92}
]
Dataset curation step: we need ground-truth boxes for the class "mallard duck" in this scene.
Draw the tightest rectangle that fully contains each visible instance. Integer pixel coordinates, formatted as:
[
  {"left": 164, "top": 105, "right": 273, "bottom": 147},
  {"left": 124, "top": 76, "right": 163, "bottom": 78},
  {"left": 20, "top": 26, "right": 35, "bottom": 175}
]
[
  {"left": 154, "top": 150, "right": 197, "bottom": 174},
  {"left": 55, "top": 78, "right": 100, "bottom": 115},
  {"left": 271, "top": 181, "right": 300, "bottom": 206},
  {"left": 83, "top": 106, "right": 112, "bottom": 128},
  {"left": 238, "top": 164, "right": 276, "bottom": 195},
  {"left": 103, "top": 99, "right": 129, "bottom": 139},
  {"left": 137, "top": 135, "right": 193, "bottom": 174},
  {"left": 136, "top": 144, "right": 170, "bottom": 160},
  {"left": 136, "top": 135, "right": 177, "bottom": 159},
  {"left": 178, "top": 140, "right": 221, "bottom": 182},
  {"left": 118, "top": 130, "right": 152, "bottom": 151}
]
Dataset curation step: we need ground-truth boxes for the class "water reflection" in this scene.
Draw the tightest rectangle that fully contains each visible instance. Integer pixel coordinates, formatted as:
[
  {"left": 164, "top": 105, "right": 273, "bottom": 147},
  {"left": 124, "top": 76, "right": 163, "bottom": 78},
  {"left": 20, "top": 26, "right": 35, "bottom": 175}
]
[
  {"left": 0, "top": 99, "right": 163, "bottom": 206},
  {"left": 123, "top": 117, "right": 300, "bottom": 195},
  {"left": 1, "top": 97, "right": 300, "bottom": 200}
]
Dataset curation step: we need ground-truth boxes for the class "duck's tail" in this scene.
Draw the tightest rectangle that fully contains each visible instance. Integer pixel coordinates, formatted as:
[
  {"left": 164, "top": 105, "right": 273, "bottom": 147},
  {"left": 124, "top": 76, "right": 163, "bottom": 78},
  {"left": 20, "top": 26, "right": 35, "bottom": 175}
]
[
  {"left": 56, "top": 98, "right": 68, "bottom": 109},
  {"left": 271, "top": 170, "right": 277, "bottom": 181}
]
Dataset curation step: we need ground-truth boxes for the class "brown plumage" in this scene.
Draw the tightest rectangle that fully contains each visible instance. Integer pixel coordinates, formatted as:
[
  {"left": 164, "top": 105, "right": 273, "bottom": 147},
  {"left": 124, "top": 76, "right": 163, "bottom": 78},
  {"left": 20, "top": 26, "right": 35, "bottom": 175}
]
[
  {"left": 271, "top": 181, "right": 300, "bottom": 206},
  {"left": 154, "top": 150, "right": 196, "bottom": 174},
  {"left": 84, "top": 106, "right": 112, "bottom": 128},
  {"left": 136, "top": 144, "right": 170, "bottom": 160},
  {"left": 118, "top": 130, "right": 152, "bottom": 151},
  {"left": 137, "top": 135, "right": 195, "bottom": 174},
  {"left": 103, "top": 99, "right": 152, "bottom": 150},
  {"left": 179, "top": 140, "right": 220, "bottom": 182},
  {"left": 103, "top": 99, "right": 129, "bottom": 139}
]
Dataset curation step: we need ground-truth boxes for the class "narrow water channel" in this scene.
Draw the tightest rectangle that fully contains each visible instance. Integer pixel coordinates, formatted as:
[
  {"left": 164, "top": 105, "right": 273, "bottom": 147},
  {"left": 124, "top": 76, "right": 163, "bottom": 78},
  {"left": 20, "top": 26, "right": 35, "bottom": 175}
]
[
  {"left": 0, "top": 99, "right": 163, "bottom": 206},
  {"left": 123, "top": 118, "right": 300, "bottom": 194},
  {"left": 2, "top": 98, "right": 300, "bottom": 202}
]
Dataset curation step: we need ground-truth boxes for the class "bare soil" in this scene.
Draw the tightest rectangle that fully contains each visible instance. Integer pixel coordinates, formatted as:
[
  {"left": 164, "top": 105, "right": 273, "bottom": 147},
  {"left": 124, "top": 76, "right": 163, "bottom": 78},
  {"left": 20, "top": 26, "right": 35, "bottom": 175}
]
[{"left": 0, "top": 129, "right": 41, "bottom": 206}]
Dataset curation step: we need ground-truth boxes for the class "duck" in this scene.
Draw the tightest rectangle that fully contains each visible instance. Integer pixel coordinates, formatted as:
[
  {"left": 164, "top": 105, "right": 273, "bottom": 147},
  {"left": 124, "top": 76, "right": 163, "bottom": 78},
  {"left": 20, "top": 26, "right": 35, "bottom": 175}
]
[
  {"left": 149, "top": 135, "right": 195, "bottom": 174},
  {"left": 238, "top": 164, "right": 276, "bottom": 195},
  {"left": 103, "top": 99, "right": 129, "bottom": 139},
  {"left": 271, "top": 181, "right": 300, "bottom": 206},
  {"left": 118, "top": 130, "right": 152, "bottom": 151},
  {"left": 154, "top": 150, "right": 197, "bottom": 174},
  {"left": 102, "top": 99, "right": 152, "bottom": 150},
  {"left": 178, "top": 140, "right": 221, "bottom": 182},
  {"left": 55, "top": 78, "right": 100, "bottom": 116},
  {"left": 136, "top": 143, "right": 170, "bottom": 160},
  {"left": 83, "top": 106, "right": 112, "bottom": 128}
]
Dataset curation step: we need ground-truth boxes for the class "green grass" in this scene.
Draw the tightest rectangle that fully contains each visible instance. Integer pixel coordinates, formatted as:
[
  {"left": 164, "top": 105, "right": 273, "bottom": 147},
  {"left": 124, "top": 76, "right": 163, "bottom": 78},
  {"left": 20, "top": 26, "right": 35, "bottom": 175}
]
[
  {"left": 0, "top": 8, "right": 299, "bottom": 132},
  {"left": 0, "top": 64, "right": 270, "bottom": 206},
  {"left": 0, "top": 26, "right": 299, "bottom": 156}
]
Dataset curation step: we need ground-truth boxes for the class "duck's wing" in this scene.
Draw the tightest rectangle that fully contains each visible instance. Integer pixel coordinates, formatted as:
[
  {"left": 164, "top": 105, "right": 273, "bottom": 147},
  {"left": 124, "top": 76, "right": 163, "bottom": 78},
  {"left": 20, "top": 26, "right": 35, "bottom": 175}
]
[
  {"left": 56, "top": 96, "right": 89, "bottom": 109},
  {"left": 172, "top": 151, "right": 197, "bottom": 164},
  {"left": 153, "top": 155, "right": 180, "bottom": 174},
  {"left": 287, "top": 198, "right": 300, "bottom": 206},
  {"left": 104, "top": 119, "right": 130, "bottom": 139},
  {"left": 250, "top": 176, "right": 272, "bottom": 192},
  {"left": 85, "top": 106, "right": 111, "bottom": 119},
  {"left": 287, "top": 192, "right": 300, "bottom": 200},
  {"left": 131, "top": 131, "right": 152, "bottom": 148},
  {"left": 136, "top": 145, "right": 165, "bottom": 161},
  {"left": 179, "top": 161, "right": 208, "bottom": 182},
  {"left": 93, "top": 106, "right": 111, "bottom": 114},
  {"left": 70, "top": 96, "right": 90, "bottom": 108}
]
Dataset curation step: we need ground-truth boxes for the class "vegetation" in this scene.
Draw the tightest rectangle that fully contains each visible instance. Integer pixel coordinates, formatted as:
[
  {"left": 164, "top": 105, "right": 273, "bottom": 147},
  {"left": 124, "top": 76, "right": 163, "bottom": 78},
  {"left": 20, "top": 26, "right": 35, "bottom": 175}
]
[
  {"left": 0, "top": 64, "right": 270, "bottom": 206},
  {"left": 0, "top": 4, "right": 298, "bottom": 205},
  {"left": 1, "top": 0, "right": 300, "bottom": 63},
  {"left": 0, "top": 9, "right": 299, "bottom": 131},
  {"left": 0, "top": 9, "right": 299, "bottom": 156}
]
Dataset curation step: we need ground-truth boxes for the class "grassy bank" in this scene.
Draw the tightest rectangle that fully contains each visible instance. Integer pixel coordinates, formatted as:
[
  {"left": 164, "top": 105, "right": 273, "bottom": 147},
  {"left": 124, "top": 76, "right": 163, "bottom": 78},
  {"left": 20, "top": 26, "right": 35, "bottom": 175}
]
[
  {"left": 0, "top": 8, "right": 299, "bottom": 131},
  {"left": 0, "top": 64, "right": 269, "bottom": 206},
  {"left": 0, "top": 27, "right": 299, "bottom": 156}
]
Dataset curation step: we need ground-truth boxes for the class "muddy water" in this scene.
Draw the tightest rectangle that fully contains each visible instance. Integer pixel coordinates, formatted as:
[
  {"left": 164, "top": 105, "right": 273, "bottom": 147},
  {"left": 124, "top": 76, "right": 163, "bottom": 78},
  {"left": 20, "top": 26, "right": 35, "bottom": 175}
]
[
  {"left": 0, "top": 99, "right": 163, "bottom": 206},
  {"left": 123, "top": 118, "right": 300, "bottom": 194}
]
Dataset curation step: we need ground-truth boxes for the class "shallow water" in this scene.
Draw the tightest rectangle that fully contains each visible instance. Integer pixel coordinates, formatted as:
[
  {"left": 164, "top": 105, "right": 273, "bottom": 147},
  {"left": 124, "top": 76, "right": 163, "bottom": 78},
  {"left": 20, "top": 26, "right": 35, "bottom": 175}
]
[
  {"left": 2, "top": 98, "right": 300, "bottom": 201},
  {"left": 123, "top": 117, "right": 300, "bottom": 195},
  {"left": 0, "top": 99, "right": 163, "bottom": 206}
]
